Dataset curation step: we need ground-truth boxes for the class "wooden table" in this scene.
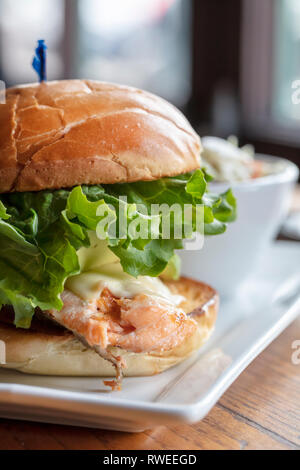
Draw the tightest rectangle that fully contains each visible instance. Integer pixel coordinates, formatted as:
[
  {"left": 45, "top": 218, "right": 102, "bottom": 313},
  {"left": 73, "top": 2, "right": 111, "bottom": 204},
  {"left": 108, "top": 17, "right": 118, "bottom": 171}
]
[
  {"left": 1, "top": 304, "right": 299, "bottom": 451},
  {"left": 1, "top": 196, "right": 300, "bottom": 451}
]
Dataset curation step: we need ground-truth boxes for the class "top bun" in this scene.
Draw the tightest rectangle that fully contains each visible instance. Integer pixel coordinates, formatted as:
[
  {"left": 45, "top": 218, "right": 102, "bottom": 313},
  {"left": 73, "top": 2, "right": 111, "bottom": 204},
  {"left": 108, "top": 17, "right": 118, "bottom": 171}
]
[{"left": 0, "top": 80, "right": 201, "bottom": 193}]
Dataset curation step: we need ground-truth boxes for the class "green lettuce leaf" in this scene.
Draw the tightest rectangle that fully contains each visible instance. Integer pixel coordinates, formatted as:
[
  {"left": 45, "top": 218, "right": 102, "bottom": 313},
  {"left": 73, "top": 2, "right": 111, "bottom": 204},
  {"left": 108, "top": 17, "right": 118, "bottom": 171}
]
[
  {"left": 0, "top": 170, "right": 236, "bottom": 327},
  {"left": 160, "top": 254, "right": 181, "bottom": 281}
]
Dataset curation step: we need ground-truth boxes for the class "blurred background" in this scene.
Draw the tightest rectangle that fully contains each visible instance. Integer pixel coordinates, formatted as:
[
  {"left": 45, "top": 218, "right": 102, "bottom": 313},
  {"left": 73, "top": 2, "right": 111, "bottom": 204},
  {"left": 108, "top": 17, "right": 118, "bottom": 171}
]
[{"left": 0, "top": 0, "right": 300, "bottom": 167}]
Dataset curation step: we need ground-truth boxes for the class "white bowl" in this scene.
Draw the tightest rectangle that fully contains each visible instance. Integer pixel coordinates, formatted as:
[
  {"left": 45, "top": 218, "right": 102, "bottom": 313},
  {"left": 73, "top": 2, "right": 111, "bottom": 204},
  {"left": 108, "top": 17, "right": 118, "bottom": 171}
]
[{"left": 179, "top": 155, "right": 299, "bottom": 298}]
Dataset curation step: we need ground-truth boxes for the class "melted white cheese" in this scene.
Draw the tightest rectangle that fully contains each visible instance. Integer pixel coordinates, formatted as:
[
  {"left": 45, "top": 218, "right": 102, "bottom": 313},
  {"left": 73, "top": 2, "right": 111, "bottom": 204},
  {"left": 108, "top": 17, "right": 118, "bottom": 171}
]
[{"left": 65, "top": 234, "right": 183, "bottom": 305}]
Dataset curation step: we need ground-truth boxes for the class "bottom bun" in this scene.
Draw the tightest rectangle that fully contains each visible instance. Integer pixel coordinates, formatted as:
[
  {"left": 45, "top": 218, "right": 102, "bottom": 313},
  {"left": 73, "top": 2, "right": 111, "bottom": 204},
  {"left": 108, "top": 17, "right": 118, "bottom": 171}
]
[{"left": 0, "top": 277, "right": 218, "bottom": 377}]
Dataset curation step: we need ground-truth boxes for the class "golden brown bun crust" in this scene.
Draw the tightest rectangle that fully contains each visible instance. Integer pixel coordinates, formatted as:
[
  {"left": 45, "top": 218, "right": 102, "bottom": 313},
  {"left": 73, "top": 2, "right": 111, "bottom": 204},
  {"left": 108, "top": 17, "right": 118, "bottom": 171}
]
[
  {"left": 0, "top": 80, "right": 201, "bottom": 193},
  {"left": 0, "top": 277, "right": 218, "bottom": 377}
]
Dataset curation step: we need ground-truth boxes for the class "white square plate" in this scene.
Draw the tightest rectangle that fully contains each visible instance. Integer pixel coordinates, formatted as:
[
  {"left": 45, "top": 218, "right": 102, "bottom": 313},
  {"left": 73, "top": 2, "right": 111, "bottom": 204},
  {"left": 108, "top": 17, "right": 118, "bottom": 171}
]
[{"left": 0, "top": 241, "right": 299, "bottom": 432}]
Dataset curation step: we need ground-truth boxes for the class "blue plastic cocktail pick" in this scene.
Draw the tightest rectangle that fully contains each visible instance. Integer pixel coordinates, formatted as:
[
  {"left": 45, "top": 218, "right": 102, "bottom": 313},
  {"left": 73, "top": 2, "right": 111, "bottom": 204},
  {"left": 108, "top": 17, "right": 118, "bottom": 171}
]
[{"left": 32, "top": 39, "right": 47, "bottom": 82}]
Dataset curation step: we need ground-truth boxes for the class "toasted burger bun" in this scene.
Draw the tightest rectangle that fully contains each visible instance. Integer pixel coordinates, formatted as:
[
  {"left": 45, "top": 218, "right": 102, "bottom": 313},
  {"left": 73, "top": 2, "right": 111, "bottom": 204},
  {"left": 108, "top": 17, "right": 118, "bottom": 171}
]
[
  {"left": 0, "top": 277, "right": 218, "bottom": 377},
  {"left": 0, "top": 80, "right": 201, "bottom": 193}
]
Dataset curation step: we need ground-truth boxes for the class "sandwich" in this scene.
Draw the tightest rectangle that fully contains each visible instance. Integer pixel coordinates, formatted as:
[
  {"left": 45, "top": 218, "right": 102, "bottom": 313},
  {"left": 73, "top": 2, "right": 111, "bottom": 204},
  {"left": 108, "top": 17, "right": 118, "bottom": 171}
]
[{"left": 0, "top": 80, "right": 236, "bottom": 389}]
